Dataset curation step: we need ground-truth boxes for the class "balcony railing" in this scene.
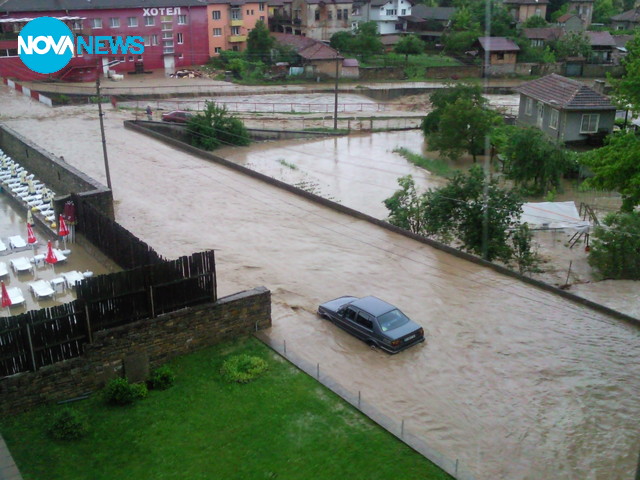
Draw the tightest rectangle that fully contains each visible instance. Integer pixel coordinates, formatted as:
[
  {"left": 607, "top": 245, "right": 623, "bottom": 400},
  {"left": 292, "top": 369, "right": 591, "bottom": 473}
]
[
  {"left": 228, "top": 35, "right": 247, "bottom": 43},
  {"left": 231, "top": 19, "right": 244, "bottom": 27}
]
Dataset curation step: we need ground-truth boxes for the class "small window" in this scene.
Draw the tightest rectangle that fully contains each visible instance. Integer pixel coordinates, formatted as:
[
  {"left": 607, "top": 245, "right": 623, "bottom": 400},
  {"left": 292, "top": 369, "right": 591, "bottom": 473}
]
[
  {"left": 549, "top": 108, "right": 559, "bottom": 130},
  {"left": 231, "top": 26, "right": 241, "bottom": 35},
  {"left": 260, "top": 15, "right": 265, "bottom": 21},
  {"left": 213, "top": 28, "right": 222, "bottom": 36},
  {"left": 128, "top": 17, "right": 138, "bottom": 27},
  {"left": 315, "top": 9, "right": 320, "bottom": 21},
  {"left": 496, "top": 52, "right": 504, "bottom": 60},
  {"left": 178, "top": 15, "right": 187, "bottom": 25},
  {"left": 177, "top": 33, "right": 184, "bottom": 44},
  {"left": 72, "top": 20, "right": 83, "bottom": 30},
  {"left": 214, "top": 47, "right": 221, "bottom": 53},
  {"left": 143, "top": 35, "right": 151, "bottom": 46},
  {"left": 328, "top": 10, "right": 333, "bottom": 20},
  {"left": 401, "top": 8, "right": 406, "bottom": 15},
  {"left": 92, "top": 18, "right": 103, "bottom": 29},
  {"left": 145, "top": 16, "right": 155, "bottom": 26},
  {"left": 151, "top": 34, "right": 158, "bottom": 45},
  {"left": 343, "top": 9, "right": 348, "bottom": 19},
  {"left": 525, "top": 97, "right": 533, "bottom": 115},
  {"left": 128, "top": 55, "right": 134, "bottom": 61},
  {"left": 110, "top": 18, "right": 120, "bottom": 28},
  {"left": 259, "top": 3, "right": 265, "bottom": 11},
  {"left": 344, "top": 308, "right": 357, "bottom": 322},
  {"left": 212, "top": 10, "right": 221, "bottom": 20},
  {"left": 580, "top": 114, "right": 600, "bottom": 133},
  {"left": 337, "top": 9, "right": 342, "bottom": 19},
  {"left": 247, "top": 9, "right": 250, "bottom": 15}
]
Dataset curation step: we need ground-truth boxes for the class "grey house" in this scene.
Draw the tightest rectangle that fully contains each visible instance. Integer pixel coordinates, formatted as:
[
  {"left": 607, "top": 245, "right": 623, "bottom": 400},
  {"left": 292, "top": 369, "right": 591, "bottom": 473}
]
[{"left": 513, "top": 74, "right": 616, "bottom": 143}]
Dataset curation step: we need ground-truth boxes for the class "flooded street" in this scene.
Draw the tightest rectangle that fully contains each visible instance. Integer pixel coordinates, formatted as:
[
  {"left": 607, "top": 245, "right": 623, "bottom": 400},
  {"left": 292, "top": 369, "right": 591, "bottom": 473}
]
[{"left": 1, "top": 87, "right": 639, "bottom": 479}]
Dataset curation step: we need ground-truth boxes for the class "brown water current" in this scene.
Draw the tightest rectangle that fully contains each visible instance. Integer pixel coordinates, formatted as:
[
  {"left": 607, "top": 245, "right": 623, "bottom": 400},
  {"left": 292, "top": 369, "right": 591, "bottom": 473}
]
[{"left": 1, "top": 88, "right": 639, "bottom": 479}]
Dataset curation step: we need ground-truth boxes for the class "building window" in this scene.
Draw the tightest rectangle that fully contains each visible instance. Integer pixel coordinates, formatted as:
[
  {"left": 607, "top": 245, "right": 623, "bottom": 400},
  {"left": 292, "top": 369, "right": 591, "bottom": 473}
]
[
  {"left": 145, "top": 16, "right": 155, "bottom": 26},
  {"left": 259, "top": 3, "right": 265, "bottom": 11},
  {"left": 215, "top": 47, "right": 221, "bottom": 53},
  {"left": 178, "top": 53, "right": 183, "bottom": 59},
  {"left": 496, "top": 52, "right": 504, "bottom": 60},
  {"left": 91, "top": 18, "right": 103, "bottom": 29},
  {"left": 110, "top": 18, "right": 120, "bottom": 28},
  {"left": 163, "top": 32, "right": 173, "bottom": 39},
  {"left": 525, "top": 97, "right": 533, "bottom": 115},
  {"left": 315, "top": 9, "right": 320, "bottom": 20},
  {"left": 213, "top": 28, "right": 222, "bottom": 36},
  {"left": 151, "top": 34, "right": 158, "bottom": 45},
  {"left": 531, "top": 39, "right": 543, "bottom": 47},
  {"left": 231, "top": 9, "right": 242, "bottom": 20},
  {"left": 386, "top": 9, "right": 397, "bottom": 15},
  {"left": 71, "top": 20, "right": 83, "bottom": 30},
  {"left": 343, "top": 9, "right": 349, "bottom": 19},
  {"left": 260, "top": 15, "right": 265, "bottom": 21},
  {"left": 549, "top": 108, "right": 559, "bottom": 129},
  {"left": 338, "top": 9, "right": 342, "bottom": 19},
  {"left": 580, "top": 114, "right": 600, "bottom": 133},
  {"left": 178, "top": 15, "right": 187, "bottom": 25},
  {"left": 232, "top": 45, "right": 239, "bottom": 51},
  {"left": 231, "top": 26, "right": 241, "bottom": 35},
  {"left": 212, "top": 10, "right": 221, "bottom": 20},
  {"left": 247, "top": 9, "right": 250, "bottom": 15},
  {"left": 128, "top": 17, "right": 138, "bottom": 27},
  {"left": 535, "top": 7, "right": 541, "bottom": 16},
  {"left": 161, "top": 15, "right": 172, "bottom": 23},
  {"left": 177, "top": 33, "right": 184, "bottom": 44},
  {"left": 328, "top": 10, "right": 333, "bottom": 20},
  {"left": 143, "top": 35, "right": 151, "bottom": 46},
  {"left": 401, "top": 8, "right": 406, "bottom": 15},
  {"left": 128, "top": 56, "right": 134, "bottom": 61}
]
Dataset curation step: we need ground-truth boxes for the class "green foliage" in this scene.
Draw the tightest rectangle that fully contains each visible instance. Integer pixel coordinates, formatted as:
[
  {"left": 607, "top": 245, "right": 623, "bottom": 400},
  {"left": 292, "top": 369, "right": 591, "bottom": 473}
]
[
  {"left": 518, "top": 44, "right": 556, "bottom": 64},
  {"left": 593, "top": 0, "right": 616, "bottom": 24},
  {"left": 394, "top": 35, "right": 427, "bottom": 63},
  {"left": 588, "top": 211, "right": 640, "bottom": 279},
  {"left": 443, "top": 30, "right": 481, "bottom": 54},
  {"left": 187, "top": 101, "right": 250, "bottom": 151},
  {"left": 330, "top": 31, "right": 354, "bottom": 52},
  {"left": 422, "top": 83, "right": 485, "bottom": 133},
  {"left": 580, "top": 132, "right": 640, "bottom": 212},
  {"left": 522, "top": 15, "right": 549, "bottom": 28},
  {"left": 469, "top": 0, "right": 515, "bottom": 37},
  {"left": 551, "top": 32, "right": 592, "bottom": 60},
  {"left": 509, "top": 223, "right": 541, "bottom": 275},
  {"left": 103, "top": 378, "right": 148, "bottom": 406},
  {"left": 500, "top": 127, "right": 573, "bottom": 195},
  {"left": 351, "top": 21, "right": 384, "bottom": 60},
  {"left": 221, "top": 354, "right": 268, "bottom": 383},
  {"left": 393, "top": 147, "right": 455, "bottom": 177},
  {"left": 383, "top": 175, "right": 428, "bottom": 234},
  {"left": 147, "top": 366, "right": 176, "bottom": 390},
  {"left": 450, "top": 6, "right": 480, "bottom": 32},
  {"left": 47, "top": 408, "right": 89, "bottom": 441},
  {"left": 609, "top": 32, "right": 640, "bottom": 114},
  {"left": 246, "top": 20, "right": 275, "bottom": 64},
  {"left": 384, "top": 167, "right": 526, "bottom": 262}
]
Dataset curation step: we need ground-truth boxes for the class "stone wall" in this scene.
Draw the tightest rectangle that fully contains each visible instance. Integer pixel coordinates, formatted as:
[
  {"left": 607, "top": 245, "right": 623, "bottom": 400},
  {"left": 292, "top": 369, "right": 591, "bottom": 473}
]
[
  {"left": 423, "top": 65, "right": 482, "bottom": 79},
  {"left": 0, "top": 286, "right": 271, "bottom": 415},
  {"left": 0, "top": 123, "right": 114, "bottom": 219}
]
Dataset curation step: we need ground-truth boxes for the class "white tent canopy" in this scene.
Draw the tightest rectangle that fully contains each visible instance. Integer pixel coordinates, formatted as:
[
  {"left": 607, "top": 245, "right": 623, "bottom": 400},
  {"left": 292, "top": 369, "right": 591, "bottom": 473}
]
[{"left": 521, "top": 201, "right": 590, "bottom": 232}]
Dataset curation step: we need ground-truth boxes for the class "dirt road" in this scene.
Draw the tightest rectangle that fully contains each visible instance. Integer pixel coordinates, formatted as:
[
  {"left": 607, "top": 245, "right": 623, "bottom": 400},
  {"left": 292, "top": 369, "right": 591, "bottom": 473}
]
[{"left": 1, "top": 87, "right": 639, "bottom": 480}]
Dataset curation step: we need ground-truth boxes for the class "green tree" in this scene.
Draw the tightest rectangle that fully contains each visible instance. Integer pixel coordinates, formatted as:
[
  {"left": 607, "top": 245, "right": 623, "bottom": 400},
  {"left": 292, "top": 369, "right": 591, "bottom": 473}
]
[
  {"left": 580, "top": 132, "right": 640, "bottom": 212},
  {"left": 593, "top": 0, "right": 616, "bottom": 23},
  {"left": 394, "top": 35, "right": 426, "bottom": 63},
  {"left": 522, "top": 15, "right": 549, "bottom": 28},
  {"left": 469, "top": 0, "right": 515, "bottom": 37},
  {"left": 351, "top": 21, "right": 383, "bottom": 60},
  {"left": 422, "top": 83, "right": 485, "bottom": 133},
  {"left": 552, "top": 32, "right": 592, "bottom": 60},
  {"left": 443, "top": 30, "right": 481, "bottom": 54},
  {"left": 246, "top": 20, "right": 275, "bottom": 64},
  {"left": 188, "top": 101, "right": 250, "bottom": 151},
  {"left": 383, "top": 175, "right": 427, "bottom": 234},
  {"left": 588, "top": 211, "right": 640, "bottom": 279},
  {"left": 422, "top": 166, "right": 524, "bottom": 261},
  {"left": 609, "top": 32, "right": 640, "bottom": 115},
  {"left": 330, "top": 31, "right": 354, "bottom": 53},
  {"left": 501, "top": 127, "right": 573, "bottom": 195},
  {"left": 510, "top": 223, "right": 541, "bottom": 275}
]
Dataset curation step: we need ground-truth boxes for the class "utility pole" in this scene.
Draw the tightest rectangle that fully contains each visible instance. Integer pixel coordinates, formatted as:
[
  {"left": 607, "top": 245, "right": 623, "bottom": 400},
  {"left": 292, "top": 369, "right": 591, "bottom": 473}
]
[
  {"left": 334, "top": 55, "right": 339, "bottom": 131},
  {"left": 96, "top": 77, "right": 112, "bottom": 190}
]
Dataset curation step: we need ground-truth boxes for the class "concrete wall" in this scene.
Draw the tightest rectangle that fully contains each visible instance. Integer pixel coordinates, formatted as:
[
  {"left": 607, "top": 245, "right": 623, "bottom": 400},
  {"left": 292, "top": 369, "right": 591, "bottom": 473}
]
[
  {"left": 0, "top": 287, "right": 271, "bottom": 415},
  {"left": 0, "top": 123, "right": 114, "bottom": 219},
  {"left": 582, "top": 64, "right": 624, "bottom": 78}
]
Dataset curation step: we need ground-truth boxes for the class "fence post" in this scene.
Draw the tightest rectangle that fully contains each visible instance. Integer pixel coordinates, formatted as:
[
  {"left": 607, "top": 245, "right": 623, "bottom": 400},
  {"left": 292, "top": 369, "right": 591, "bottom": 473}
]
[
  {"left": 24, "top": 321, "right": 37, "bottom": 372},
  {"left": 212, "top": 250, "right": 218, "bottom": 302},
  {"left": 149, "top": 285, "right": 156, "bottom": 318},
  {"left": 84, "top": 303, "right": 93, "bottom": 343}
]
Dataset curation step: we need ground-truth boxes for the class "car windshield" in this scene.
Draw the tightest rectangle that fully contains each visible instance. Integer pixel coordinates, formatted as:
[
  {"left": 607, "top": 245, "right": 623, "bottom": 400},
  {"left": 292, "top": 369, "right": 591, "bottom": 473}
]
[{"left": 377, "top": 309, "right": 410, "bottom": 332}]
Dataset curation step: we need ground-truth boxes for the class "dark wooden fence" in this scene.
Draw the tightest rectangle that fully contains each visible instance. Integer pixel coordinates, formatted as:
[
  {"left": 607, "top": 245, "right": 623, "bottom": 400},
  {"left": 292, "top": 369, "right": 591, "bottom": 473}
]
[
  {"left": 0, "top": 251, "right": 217, "bottom": 378},
  {"left": 73, "top": 195, "right": 164, "bottom": 269}
]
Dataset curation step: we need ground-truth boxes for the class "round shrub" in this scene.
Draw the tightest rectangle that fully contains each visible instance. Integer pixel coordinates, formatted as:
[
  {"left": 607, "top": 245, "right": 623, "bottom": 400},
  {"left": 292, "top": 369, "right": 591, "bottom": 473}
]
[
  {"left": 221, "top": 354, "right": 268, "bottom": 383},
  {"left": 147, "top": 366, "right": 175, "bottom": 390},
  {"left": 103, "top": 378, "right": 148, "bottom": 406},
  {"left": 47, "top": 408, "right": 89, "bottom": 441}
]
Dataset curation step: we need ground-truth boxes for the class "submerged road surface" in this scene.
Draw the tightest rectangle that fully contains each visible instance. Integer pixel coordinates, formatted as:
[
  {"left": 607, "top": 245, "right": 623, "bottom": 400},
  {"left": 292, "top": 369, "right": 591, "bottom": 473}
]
[{"left": 2, "top": 89, "right": 639, "bottom": 479}]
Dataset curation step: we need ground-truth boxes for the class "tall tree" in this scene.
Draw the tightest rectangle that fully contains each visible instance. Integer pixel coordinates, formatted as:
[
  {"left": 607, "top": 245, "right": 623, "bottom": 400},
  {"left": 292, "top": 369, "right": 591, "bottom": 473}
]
[
  {"left": 580, "top": 132, "right": 640, "bottom": 212},
  {"left": 383, "top": 175, "right": 427, "bottom": 234},
  {"left": 394, "top": 35, "right": 426, "bottom": 63},
  {"left": 552, "top": 32, "right": 592, "bottom": 60},
  {"left": 187, "top": 101, "right": 250, "bottom": 150},
  {"left": 588, "top": 211, "right": 640, "bottom": 280},
  {"left": 351, "top": 21, "right": 383, "bottom": 60},
  {"left": 609, "top": 32, "right": 640, "bottom": 115},
  {"left": 422, "top": 83, "right": 485, "bottom": 133},
  {"left": 330, "top": 31, "right": 354, "bottom": 53},
  {"left": 246, "top": 20, "right": 275, "bottom": 64}
]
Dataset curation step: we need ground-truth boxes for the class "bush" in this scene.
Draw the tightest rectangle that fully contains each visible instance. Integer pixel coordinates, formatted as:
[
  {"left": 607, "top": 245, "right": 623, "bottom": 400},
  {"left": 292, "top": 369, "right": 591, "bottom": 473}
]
[
  {"left": 588, "top": 211, "right": 640, "bottom": 280},
  {"left": 221, "top": 354, "right": 268, "bottom": 383},
  {"left": 147, "top": 366, "right": 175, "bottom": 390},
  {"left": 47, "top": 408, "right": 89, "bottom": 440},
  {"left": 103, "top": 378, "right": 148, "bottom": 406}
]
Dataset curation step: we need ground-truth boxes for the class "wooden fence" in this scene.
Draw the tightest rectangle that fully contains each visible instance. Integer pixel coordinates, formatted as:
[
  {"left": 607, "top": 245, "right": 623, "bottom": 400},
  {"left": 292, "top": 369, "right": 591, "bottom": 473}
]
[{"left": 0, "top": 251, "right": 217, "bottom": 378}]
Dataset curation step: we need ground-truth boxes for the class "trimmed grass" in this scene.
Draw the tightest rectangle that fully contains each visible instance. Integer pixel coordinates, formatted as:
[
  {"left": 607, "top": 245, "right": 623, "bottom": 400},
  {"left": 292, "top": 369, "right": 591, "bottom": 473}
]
[
  {"left": 0, "top": 337, "right": 452, "bottom": 480},
  {"left": 362, "top": 53, "right": 461, "bottom": 68},
  {"left": 394, "top": 147, "right": 456, "bottom": 178}
]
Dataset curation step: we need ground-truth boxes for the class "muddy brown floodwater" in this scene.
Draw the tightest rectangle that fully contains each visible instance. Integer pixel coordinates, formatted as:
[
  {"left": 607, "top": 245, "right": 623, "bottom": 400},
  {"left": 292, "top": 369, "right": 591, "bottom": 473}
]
[{"left": 1, "top": 87, "right": 639, "bottom": 480}]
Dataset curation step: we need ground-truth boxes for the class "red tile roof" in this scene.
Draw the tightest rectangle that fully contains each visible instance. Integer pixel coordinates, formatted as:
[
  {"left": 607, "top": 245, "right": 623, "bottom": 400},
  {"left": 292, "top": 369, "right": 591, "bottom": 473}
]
[
  {"left": 585, "top": 31, "right": 616, "bottom": 47},
  {"left": 514, "top": 74, "right": 614, "bottom": 110},
  {"left": 523, "top": 27, "right": 562, "bottom": 41},
  {"left": 611, "top": 8, "right": 640, "bottom": 22},
  {"left": 273, "top": 33, "right": 342, "bottom": 60},
  {"left": 556, "top": 13, "right": 580, "bottom": 22},
  {"left": 478, "top": 37, "right": 520, "bottom": 52}
]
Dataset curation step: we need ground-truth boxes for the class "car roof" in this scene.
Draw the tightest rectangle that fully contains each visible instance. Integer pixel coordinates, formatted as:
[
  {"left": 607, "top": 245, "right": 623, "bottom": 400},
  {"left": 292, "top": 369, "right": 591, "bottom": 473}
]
[{"left": 350, "top": 296, "right": 396, "bottom": 317}]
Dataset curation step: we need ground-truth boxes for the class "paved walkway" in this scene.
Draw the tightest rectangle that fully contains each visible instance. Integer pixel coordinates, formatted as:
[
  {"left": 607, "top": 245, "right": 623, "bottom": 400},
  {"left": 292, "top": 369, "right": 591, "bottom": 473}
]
[{"left": 0, "top": 435, "right": 22, "bottom": 480}]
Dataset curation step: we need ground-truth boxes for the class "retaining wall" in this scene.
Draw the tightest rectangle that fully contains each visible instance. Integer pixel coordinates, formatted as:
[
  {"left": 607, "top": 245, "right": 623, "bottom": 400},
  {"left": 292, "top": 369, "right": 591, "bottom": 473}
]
[
  {"left": 125, "top": 119, "right": 640, "bottom": 328},
  {"left": 0, "top": 287, "right": 271, "bottom": 415}
]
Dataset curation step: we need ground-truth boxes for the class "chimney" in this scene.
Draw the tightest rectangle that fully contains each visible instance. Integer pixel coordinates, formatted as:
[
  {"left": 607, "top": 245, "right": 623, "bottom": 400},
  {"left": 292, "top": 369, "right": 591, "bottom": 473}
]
[{"left": 593, "top": 79, "right": 605, "bottom": 94}]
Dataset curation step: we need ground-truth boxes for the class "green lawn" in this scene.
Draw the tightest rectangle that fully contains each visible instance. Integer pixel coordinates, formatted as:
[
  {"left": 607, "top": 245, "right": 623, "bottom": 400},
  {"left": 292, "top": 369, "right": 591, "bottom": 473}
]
[
  {"left": 362, "top": 53, "right": 461, "bottom": 68},
  {"left": 1, "top": 337, "right": 452, "bottom": 480},
  {"left": 394, "top": 147, "right": 457, "bottom": 178}
]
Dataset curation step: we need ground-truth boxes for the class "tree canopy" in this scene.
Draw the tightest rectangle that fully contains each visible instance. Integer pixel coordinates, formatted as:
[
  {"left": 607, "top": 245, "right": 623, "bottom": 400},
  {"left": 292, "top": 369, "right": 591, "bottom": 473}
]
[
  {"left": 609, "top": 32, "right": 640, "bottom": 114},
  {"left": 246, "top": 20, "right": 275, "bottom": 64},
  {"left": 580, "top": 132, "right": 640, "bottom": 212},
  {"left": 552, "top": 32, "right": 592, "bottom": 60},
  {"left": 394, "top": 35, "right": 426, "bottom": 63},
  {"left": 329, "top": 21, "right": 382, "bottom": 60},
  {"left": 588, "top": 211, "right": 640, "bottom": 280},
  {"left": 187, "top": 101, "right": 250, "bottom": 150}
]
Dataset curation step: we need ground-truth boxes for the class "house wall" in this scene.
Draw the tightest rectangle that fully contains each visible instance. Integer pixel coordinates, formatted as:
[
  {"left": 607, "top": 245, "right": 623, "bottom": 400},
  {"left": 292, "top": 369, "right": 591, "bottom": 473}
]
[
  {"left": 353, "top": 0, "right": 411, "bottom": 34},
  {"left": 562, "top": 109, "right": 616, "bottom": 142},
  {"left": 295, "top": 0, "right": 352, "bottom": 41},
  {"left": 519, "top": 4, "right": 547, "bottom": 22},
  {"left": 490, "top": 51, "right": 518, "bottom": 65},
  {"left": 562, "top": 16, "right": 585, "bottom": 32},
  {"left": 568, "top": 0, "right": 593, "bottom": 27},
  {"left": 207, "top": 2, "right": 266, "bottom": 55}
]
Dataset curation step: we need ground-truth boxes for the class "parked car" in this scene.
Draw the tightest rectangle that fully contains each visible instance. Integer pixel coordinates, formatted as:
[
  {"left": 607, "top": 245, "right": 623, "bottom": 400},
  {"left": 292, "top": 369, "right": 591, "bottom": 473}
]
[
  {"left": 161, "top": 110, "right": 194, "bottom": 123},
  {"left": 317, "top": 296, "right": 424, "bottom": 353}
]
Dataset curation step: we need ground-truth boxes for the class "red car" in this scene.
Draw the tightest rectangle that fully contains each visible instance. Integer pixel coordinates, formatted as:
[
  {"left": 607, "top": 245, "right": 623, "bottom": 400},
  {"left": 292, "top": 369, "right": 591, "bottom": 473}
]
[{"left": 161, "top": 110, "right": 194, "bottom": 123}]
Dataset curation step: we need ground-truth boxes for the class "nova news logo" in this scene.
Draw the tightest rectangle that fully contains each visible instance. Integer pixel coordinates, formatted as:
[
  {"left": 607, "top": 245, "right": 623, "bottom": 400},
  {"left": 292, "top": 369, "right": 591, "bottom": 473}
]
[{"left": 18, "top": 17, "right": 145, "bottom": 74}]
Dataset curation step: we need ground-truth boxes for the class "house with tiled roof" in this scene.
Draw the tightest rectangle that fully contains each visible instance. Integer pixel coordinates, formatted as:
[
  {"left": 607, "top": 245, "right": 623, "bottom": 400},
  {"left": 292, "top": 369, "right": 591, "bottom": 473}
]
[
  {"left": 514, "top": 73, "right": 616, "bottom": 142},
  {"left": 523, "top": 27, "right": 562, "bottom": 47},
  {"left": 555, "top": 13, "right": 584, "bottom": 32},
  {"left": 351, "top": 0, "right": 415, "bottom": 35},
  {"left": 504, "top": 0, "right": 548, "bottom": 24},
  {"left": 273, "top": 32, "right": 348, "bottom": 77},
  {"left": 585, "top": 30, "right": 616, "bottom": 64},
  {"left": 564, "top": 0, "right": 594, "bottom": 28},
  {"left": 477, "top": 37, "right": 520, "bottom": 75},
  {"left": 611, "top": 8, "right": 640, "bottom": 31}
]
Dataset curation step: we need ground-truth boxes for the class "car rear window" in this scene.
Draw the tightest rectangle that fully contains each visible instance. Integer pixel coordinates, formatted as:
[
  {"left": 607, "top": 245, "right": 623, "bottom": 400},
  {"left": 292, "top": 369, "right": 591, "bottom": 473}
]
[{"left": 377, "top": 309, "right": 410, "bottom": 332}]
